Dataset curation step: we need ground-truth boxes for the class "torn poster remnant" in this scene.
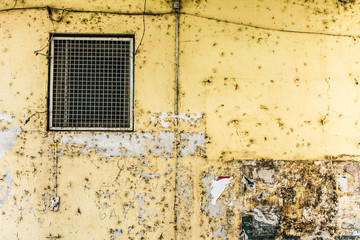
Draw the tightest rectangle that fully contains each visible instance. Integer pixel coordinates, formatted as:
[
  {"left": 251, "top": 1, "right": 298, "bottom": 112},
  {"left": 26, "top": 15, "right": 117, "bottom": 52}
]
[{"left": 211, "top": 176, "right": 233, "bottom": 205}]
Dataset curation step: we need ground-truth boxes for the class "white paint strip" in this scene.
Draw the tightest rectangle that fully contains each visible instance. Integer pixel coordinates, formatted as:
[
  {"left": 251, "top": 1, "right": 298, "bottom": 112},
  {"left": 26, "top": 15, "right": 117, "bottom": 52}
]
[
  {"left": 210, "top": 177, "right": 233, "bottom": 205},
  {"left": 59, "top": 132, "right": 174, "bottom": 158},
  {"left": 58, "top": 131, "right": 205, "bottom": 158}
]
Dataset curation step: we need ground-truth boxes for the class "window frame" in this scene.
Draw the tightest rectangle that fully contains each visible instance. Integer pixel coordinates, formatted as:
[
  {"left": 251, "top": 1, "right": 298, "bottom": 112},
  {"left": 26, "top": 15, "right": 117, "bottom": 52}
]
[{"left": 47, "top": 33, "right": 135, "bottom": 132}]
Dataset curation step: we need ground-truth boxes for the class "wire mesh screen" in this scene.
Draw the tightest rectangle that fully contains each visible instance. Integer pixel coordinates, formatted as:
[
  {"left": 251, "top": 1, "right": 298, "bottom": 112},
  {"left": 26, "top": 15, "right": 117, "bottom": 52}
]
[{"left": 49, "top": 36, "right": 133, "bottom": 130}]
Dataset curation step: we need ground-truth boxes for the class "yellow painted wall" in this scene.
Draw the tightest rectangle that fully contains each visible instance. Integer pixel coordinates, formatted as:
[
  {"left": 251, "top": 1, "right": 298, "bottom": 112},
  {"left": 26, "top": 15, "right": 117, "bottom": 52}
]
[{"left": 1, "top": 0, "right": 360, "bottom": 239}]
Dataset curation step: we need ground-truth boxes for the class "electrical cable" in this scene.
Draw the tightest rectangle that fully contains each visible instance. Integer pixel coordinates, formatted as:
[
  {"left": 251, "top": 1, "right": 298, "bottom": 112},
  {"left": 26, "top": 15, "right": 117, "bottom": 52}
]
[
  {"left": 135, "top": 0, "right": 147, "bottom": 54},
  {"left": 0, "top": 6, "right": 358, "bottom": 38},
  {"left": 182, "top": 12, "right": 356, "bottom": 38}
]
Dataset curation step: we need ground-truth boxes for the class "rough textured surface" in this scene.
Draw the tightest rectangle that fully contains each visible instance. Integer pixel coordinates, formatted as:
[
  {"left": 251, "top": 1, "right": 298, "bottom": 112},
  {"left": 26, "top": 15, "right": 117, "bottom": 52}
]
[{"left": 1, "top": 0, "right": 360, "bottom": 239}]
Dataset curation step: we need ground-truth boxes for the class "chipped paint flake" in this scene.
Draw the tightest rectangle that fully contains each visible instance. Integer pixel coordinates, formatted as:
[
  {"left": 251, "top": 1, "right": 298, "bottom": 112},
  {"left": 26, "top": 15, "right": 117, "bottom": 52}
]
[
  {"left": 49, "top": 196, "right": 60, "bottom": 212},
  {"left": 177, "top": 113, "right": 203, "bottom": 125},
  {"left": 0, "top": 112, "right": 13, "bottom": 122},
  {"left": 180, "top": 132, "right": 206, "bottom": 156},
  {"left": 0, "top": 126, "right": 21, "bottom": 159},
  {"left": 137, "top": 193, "right": 145, "bottom": 220},
  {"left": 0, "top": 169, "right": 12, "bottom": 209},
  {"left": 140, "top": 173, "right": 160, "bottom": 179},
  {"left": 337, "top": 173, "right": 348, "bottom": 192},
  {"left": 212, "top": 224, "right": 227, "bottom": 239},
  {"left": 151, "top": 113, "right": 203, "bottom": 127},
  {"left": 151, "top": 112, "right": 171, "bottom": 128},
  {"left": 110, "top": 229, "right": 122, "bottom": 239}
]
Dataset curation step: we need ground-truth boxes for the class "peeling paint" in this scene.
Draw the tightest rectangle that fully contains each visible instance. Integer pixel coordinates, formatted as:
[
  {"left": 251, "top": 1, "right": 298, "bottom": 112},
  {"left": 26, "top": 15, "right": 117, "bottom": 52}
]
[
  {"left": 337, "top": 173, "right": 348, "bottom": 192},
  {"left": 137, "top": 193, "right": 145, "bottom": 221},
  {"left": 3, "top": 0, "right": 360, "bottom": 238},
  {"left": 140, "top": 173, "right": 160, "bottom": 179},
  {"left": 0, "top": 112, "right": 13, "bottom": 122},
  {"left": 201, "top": 161, "right": 347, "bottom": 238},
  {"left": 0, "top": 169, "right": 12, "bottom": 209},
  {"left": 59, "top": 131, "right": 205, "bottom": 158},
  {"left": 0, "top": 126, "right": 21, "bottom": 159},
  {"left": 179, "top": 132, "right": 206, "bottom": 157},
  {"left": 110, "top": 229, "right": 122, "bottom": 240},
  {"left": 59, "top": 132, "right": 174, "bottom": 158},
  {"left": 177, "top": 113, "right": 203, "bottom": 125},
  {"left": 212, "top": 224, "right": 227, "bottom": 239},
  {"left": 151, "top": 113, "right": 203, "bottom": 127},
  {"left": 49, "top": 196, "right": 60, "bottom": 212}
]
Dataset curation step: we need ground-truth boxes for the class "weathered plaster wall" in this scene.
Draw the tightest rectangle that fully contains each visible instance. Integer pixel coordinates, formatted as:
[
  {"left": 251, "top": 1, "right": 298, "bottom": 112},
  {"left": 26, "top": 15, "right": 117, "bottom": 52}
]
[
  {"left": 0, "top": 1, "right": 179, "bottom": 239},
  {"left": 178, "top": 0, "right": 360, "bottom": 239},
  {"left": 1, "top": 0, "right": 360, "bottom": 239}
]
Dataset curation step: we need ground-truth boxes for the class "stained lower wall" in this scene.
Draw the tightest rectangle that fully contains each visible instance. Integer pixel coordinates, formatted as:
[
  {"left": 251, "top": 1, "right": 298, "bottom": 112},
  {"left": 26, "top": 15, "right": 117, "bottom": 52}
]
[{"left": 183, "top": 159, "right": 360, "bottom": 239}]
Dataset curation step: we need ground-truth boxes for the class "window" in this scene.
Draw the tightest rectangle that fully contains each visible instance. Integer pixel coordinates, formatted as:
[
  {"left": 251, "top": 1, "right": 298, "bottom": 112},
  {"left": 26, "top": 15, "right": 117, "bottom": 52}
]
[{"left": 48, "top": 34, "right": 134, "bottom": 131}]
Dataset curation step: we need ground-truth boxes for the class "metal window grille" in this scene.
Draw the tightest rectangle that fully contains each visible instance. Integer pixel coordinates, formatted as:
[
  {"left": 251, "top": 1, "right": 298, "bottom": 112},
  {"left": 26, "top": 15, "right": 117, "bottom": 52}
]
[{"left": 49, "top": 35, "right": 134, "bottom": 131}]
